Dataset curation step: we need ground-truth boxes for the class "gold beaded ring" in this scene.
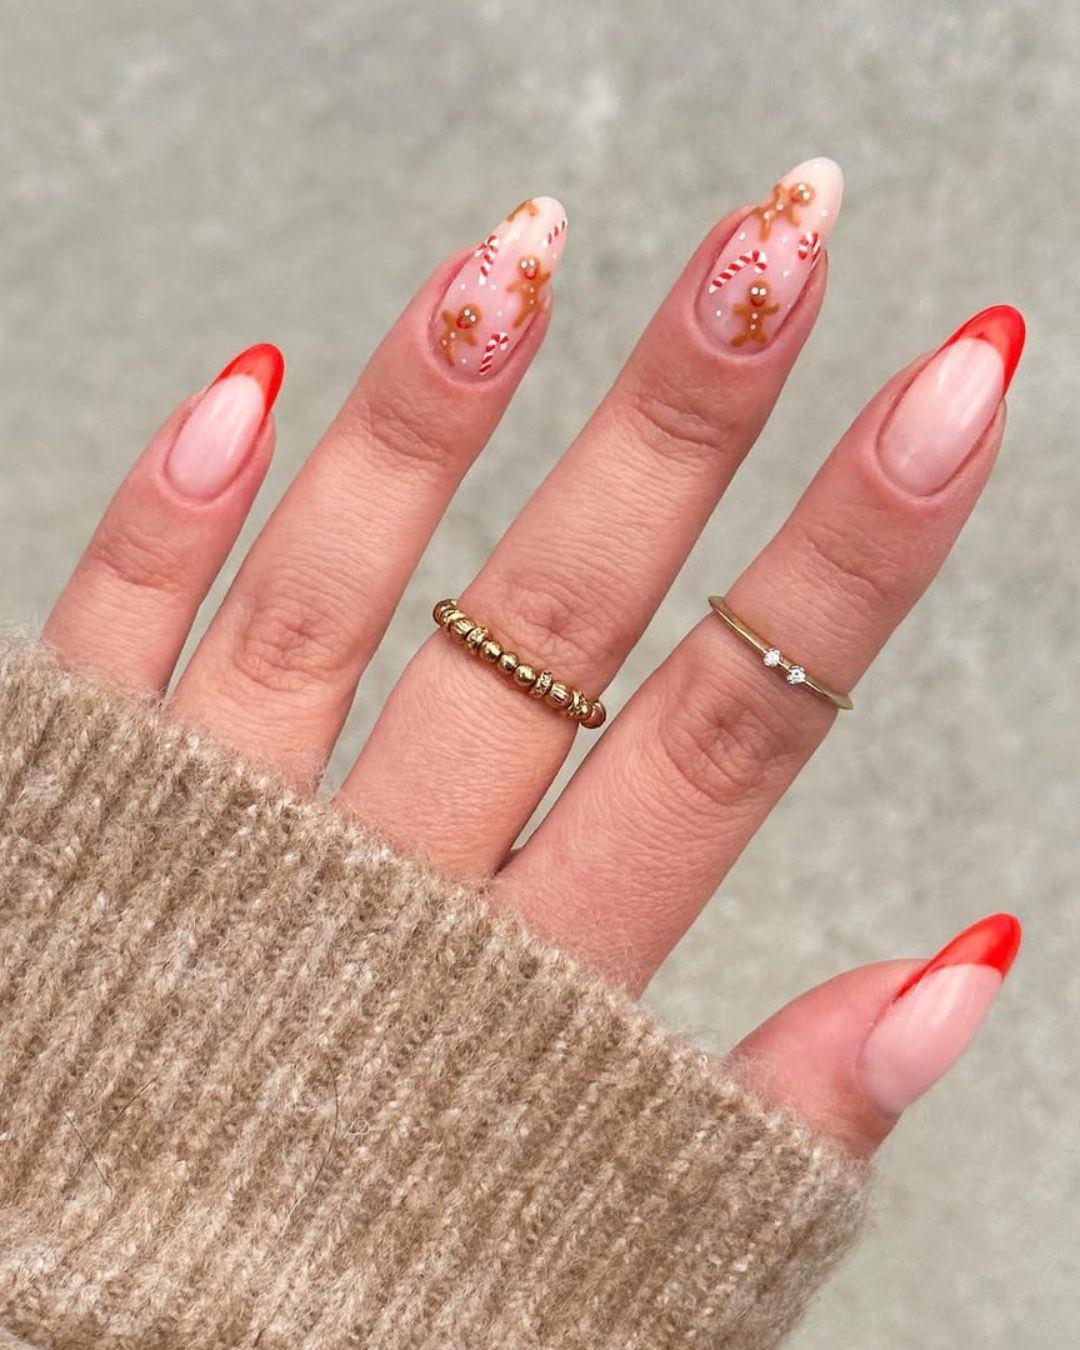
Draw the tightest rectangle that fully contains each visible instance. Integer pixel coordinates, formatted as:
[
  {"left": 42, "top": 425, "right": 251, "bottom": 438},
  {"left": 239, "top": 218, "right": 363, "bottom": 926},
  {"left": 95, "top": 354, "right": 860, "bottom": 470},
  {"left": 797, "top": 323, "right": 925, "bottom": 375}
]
[{"left": 432, "top": 599, "right": 607, "bottom": 729}]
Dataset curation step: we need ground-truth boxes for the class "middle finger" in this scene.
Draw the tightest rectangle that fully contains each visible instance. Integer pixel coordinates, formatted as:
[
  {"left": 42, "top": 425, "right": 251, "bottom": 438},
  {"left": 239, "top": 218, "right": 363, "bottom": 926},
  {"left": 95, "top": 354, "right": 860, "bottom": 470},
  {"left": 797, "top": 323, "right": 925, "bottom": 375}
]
[{"left": 342, "top": 158, "right": 844, "bottom": 872}]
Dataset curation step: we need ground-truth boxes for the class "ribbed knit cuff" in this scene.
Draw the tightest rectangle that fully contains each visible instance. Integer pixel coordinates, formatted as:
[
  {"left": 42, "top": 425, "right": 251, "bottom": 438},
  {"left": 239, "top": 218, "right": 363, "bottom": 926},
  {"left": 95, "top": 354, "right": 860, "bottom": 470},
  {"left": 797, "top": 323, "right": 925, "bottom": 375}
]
[{"left": 0, "top": 638, "right": 867, "bottom": 1349}]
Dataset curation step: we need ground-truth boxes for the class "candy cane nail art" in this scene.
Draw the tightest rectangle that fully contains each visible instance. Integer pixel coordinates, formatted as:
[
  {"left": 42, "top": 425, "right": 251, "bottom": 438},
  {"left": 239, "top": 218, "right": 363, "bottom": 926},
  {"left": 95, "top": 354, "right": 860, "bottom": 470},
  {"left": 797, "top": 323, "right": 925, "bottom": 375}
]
[
  {"left": 432, "top": 196, "right": 567, "bottom": 378},
  {"left": 708, "top": 249, "right": 768, "bottom": 294},
  {"left": 478, "top": 332, "right": 510, "bottom": 376},
  {"left": 475, "top": 233, "right": 500, "bottom": 284},
  {"left": 698, "top": 157, "right": 842, "bottom": 353}
]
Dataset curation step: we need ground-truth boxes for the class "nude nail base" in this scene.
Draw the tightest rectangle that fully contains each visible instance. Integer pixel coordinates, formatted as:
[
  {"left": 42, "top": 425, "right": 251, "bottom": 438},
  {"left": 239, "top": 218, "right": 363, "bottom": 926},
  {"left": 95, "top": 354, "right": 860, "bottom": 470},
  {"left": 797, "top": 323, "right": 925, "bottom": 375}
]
[
  {"left": 877, "top": 307, "right": 1025, "bottom": 495},
  {"left": 164, "top": 343, "right": 283, "bottom": 501}
]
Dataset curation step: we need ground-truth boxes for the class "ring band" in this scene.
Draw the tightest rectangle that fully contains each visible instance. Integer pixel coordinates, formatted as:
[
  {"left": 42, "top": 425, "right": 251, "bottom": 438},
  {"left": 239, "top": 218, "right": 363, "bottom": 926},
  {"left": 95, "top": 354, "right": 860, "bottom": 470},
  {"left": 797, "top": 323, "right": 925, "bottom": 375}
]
[
  {"left": 433, "top": 599, "right": 607, "bottom": 729},
  {"left": 707, "top": 596, "right": 854, "bottom": 711}
]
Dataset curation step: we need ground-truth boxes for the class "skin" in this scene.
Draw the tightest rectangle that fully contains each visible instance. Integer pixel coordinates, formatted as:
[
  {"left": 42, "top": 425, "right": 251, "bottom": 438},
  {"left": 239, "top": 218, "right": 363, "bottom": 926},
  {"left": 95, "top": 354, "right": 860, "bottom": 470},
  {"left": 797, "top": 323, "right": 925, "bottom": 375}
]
[{"left": 41, "top": 200, "right": 1010, "bottom": 1162}]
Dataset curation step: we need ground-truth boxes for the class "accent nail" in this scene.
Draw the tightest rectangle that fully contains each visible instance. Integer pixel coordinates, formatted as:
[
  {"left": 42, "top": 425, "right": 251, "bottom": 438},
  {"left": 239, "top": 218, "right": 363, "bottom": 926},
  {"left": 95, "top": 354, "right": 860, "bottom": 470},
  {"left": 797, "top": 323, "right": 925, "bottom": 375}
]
[
  {"left": 165, "top": 343, "right": 284, "bottom": 501},
  {"left": 697, "top": 157, "right": 843, "bottom": 353},
  {"left": 877, "top": 306, "right": 1025, "bottom": 495},
  {"left": 859, "top": 913, "right": 1022, "bottom": 1116},
  {"left": 431, "top": 197, "right": 567, "bottom": 378}
]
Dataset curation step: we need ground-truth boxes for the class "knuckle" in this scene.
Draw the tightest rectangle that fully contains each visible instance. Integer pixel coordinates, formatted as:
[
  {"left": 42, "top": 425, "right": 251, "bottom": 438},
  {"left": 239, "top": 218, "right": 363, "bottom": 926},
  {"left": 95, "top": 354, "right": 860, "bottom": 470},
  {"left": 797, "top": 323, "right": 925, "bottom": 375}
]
[
  {"left": 491, "top": 563, "right": 618, "bottom": 676},
  {"left": 345, "top": 382, "right": 459, "bottom": 478},
  {"left": 229, "top": 583, "right": 355, "bottom": 697},
  {"left": 797, "top": 514, "right": 901, "bottom": 625},
  {"left": 86, "top": 518, "right": 188, "bottom": 597},
  {"left": 651, "top": 666, "right": 795, "bottom": 810},
  {"left": 620, "top": 371, "right": 744, "bottom": 469}
]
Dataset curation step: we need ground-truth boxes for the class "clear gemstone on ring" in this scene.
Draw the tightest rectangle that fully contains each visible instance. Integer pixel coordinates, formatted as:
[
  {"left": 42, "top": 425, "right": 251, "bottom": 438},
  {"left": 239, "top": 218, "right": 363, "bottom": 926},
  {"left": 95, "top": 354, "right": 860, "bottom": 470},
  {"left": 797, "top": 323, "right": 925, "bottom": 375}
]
[
  {"left": 786, "top": 666, "right": 807, "bottom": 685},
  {"left": 763, "top": 648, "right": 782, "bottom": 668}
]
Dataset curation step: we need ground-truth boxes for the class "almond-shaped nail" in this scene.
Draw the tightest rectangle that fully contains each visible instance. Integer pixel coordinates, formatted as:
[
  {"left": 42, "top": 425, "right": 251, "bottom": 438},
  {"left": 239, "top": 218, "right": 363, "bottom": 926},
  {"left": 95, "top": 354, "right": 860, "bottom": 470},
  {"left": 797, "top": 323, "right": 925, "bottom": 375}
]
[
  {"left": 697, "top": 157, "right": 843, "bottom": 353},
  {"left": 431, "top": 196, "right": 567, "bottom": 378},
  {"left": 878, "top": 306, "right": 1025, "bottom": 495},
  {"left": 165, "top": 343, "right": 284, "bottom": 501},
  {"left": 859, "top": 913, "right": 1022, "bottom": 1116}
]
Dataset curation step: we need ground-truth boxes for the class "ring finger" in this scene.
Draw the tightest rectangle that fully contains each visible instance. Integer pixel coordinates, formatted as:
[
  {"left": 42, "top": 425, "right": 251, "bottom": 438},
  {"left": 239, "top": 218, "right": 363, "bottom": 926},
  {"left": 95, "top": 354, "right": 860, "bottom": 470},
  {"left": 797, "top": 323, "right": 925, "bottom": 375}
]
[
  {"left": 499, "top": 306, "right": 1026, "bottom": 990},
  {"left": 342, "top": 157, "right": 844, "bottom": 871}
]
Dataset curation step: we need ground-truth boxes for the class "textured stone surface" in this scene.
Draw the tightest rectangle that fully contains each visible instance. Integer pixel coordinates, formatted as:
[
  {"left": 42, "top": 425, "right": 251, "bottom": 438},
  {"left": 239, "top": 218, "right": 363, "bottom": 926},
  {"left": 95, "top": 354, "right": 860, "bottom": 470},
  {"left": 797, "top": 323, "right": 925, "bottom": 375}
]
[{"left": 2, "top": 2, "right": 1076, "bottom": 1344}]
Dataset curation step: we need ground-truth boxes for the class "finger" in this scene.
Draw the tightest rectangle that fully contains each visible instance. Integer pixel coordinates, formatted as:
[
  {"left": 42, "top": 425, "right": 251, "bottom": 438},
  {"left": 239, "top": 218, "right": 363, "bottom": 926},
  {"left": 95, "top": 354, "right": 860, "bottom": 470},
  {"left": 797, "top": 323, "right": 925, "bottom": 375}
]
[
  {"left": 43, "top": 344, "right": 282, "bottom": 692},
  {"left": 731, "top": 914, "right": 1021, "bottom": 1158},
  {"left": 501, "top": 307, "right": 1025, "bottom": 987},
  {"left": 343, "top": 158, "right": 844, "bottom": 870},
  {"left": 171, "top": 196, "right": 567, "bottom": 782}
]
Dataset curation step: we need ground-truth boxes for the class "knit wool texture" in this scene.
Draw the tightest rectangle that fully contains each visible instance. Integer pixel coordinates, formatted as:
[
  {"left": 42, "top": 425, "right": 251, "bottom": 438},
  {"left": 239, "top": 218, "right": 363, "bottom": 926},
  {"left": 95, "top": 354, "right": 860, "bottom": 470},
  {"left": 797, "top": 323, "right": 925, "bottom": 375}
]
[{"left": 0, "top": 638, "right": 868, "bottom": 1348}]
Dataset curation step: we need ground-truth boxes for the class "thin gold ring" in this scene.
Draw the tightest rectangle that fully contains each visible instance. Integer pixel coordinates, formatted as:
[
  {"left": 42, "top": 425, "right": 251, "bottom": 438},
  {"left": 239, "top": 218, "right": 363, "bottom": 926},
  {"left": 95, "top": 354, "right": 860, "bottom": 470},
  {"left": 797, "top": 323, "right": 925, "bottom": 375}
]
[
  {"left": 433, "top": 599, "right": 607, "bottom": 729},
  {"left": 707, "top": 596, "right": 854, "bottom": 711}
]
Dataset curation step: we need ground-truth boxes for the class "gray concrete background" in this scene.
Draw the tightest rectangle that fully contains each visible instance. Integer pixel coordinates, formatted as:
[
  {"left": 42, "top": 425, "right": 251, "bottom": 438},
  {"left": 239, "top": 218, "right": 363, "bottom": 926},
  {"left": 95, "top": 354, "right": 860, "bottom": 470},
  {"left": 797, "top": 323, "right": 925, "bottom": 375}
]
[{"left": 2, "top": 1, "right": 1077, "bottom": 1344}]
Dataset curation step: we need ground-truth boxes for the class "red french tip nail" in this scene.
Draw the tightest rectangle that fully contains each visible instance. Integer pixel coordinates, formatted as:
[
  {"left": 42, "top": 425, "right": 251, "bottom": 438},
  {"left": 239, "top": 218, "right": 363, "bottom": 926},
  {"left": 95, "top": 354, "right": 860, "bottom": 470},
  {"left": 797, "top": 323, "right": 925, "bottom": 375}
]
[
  {"left": 942, "top": 305, "right": 1026, "bottom": 395},
  {"left": 893, "top": 912, "right": 1022, "bottom": 1002},
  {"left": 212, "top": 342, "right": 285, "bottom": 415}
]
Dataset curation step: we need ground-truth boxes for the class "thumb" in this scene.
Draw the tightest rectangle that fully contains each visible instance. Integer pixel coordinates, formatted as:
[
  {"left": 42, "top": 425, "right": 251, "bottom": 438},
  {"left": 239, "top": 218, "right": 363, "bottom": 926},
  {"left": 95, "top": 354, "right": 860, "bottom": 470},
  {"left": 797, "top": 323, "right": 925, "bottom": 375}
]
[{"left": 727, "top": 913, "right": 1022, "bottom": 1158}]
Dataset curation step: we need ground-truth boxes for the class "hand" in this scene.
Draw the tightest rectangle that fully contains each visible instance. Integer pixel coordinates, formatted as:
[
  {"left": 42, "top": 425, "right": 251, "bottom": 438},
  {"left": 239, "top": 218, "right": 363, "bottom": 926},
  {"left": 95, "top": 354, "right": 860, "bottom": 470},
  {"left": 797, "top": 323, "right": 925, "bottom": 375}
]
[{"left": 41, "top": 158, "right": 1023, "bottom": 1160}]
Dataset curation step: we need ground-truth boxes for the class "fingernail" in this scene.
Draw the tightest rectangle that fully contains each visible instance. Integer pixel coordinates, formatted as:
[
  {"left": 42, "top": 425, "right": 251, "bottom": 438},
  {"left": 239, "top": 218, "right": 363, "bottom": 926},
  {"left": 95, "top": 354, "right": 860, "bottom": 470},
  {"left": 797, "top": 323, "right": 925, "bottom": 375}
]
[
  {"left": 877, "top": 306, "right": 1025, "bottom": 495},
  {"left": 859, "top": 913, "right": 1021, "bottom": 1116},
  {"left": 697, "top": 156, "right": 843, "bottom": 353},
  {"left": 165, "top": 343, "right": 284, "bottom": 501},
  {"left": 431, "top": 196, "right": 567, "bottom": 378}
]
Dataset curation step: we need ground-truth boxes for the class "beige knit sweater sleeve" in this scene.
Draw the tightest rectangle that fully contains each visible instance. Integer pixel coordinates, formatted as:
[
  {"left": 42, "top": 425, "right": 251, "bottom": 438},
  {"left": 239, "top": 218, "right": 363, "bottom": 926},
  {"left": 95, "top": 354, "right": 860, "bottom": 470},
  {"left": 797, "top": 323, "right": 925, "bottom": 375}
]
[{"left": 0, "top": 638, "right": 868, "bottom": 1349}]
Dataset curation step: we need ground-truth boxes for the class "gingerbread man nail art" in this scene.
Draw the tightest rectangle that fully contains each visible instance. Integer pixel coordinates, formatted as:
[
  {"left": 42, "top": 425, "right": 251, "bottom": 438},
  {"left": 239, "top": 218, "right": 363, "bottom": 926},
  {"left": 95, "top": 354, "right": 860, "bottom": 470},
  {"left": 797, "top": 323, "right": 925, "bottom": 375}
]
[
  {"left": 437, "top": 304, "right": 483, "bottom": 367},
  {"left": 752, "top": 180, "right": 816, "bottom": 241},
  {"left": 730, "top": 280, "right": 779, "bottom": 347},
  {"left": 507, "top": 199, "right": 541, "bottom": 223},
  {"left": 696, "top": 158, "right": 843, "bottom": 356},
  {"left": 431, "top": 196, "right": 567, "bottom": 377},
  {"left": 507, "top": 255, "right": 551, "bottom": 328}
]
